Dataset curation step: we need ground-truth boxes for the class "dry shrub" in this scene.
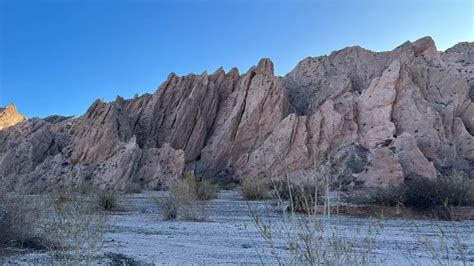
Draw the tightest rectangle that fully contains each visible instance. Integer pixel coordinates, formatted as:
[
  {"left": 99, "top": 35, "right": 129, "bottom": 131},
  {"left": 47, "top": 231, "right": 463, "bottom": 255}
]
[
  {"left": 156, "top": 172, "right": 216, "bottom": 221},
  {"left": 171, "top": 174, "right": 208, "bottom": 221},
  {"left": 246, "top": 164, "right": 471, "bottom": 264},
  {"left": 242, "top": 177, "right": 327, "bottom": 212},
  {"left": 42, "top": 189, "right": 109, "bottom": 264},
  {"left": 404, "top": 173, "right": 474, "bottom": 210},
  {"left": 179, "top": 171, "right": 219, "bottom": 201},
  {"left": 348, "top": 172, "right": 474, "bottom": 220},
  {"left": 242, "top": 178, "right": 270, "bottom": 200},
  {"left": 0, "top": 183, "right": 111, "bottom": 263},
  {"left": 0, "top": 190, "right": 46, "bottom": 249},
  {"left": 96, "top": 190, "right": 120, "bottom": 211},
  {"left": 248, "top": 178, "right": 382, "bottom": 265},
  {"left": 56, "top": 185, "right": 121, "bottom": 212},
  {"left": 271, "top": 179, "right": 327, "bottom": 213},
  {"left": 196, "top": 179, "right": 219, "bottom": 201},
  {"left": 348, "top": 186, "right": 405, "bottom": 207},
  {"left": 156, "top": 194, "right": 178, "bottom": 220},
  {"left": 403, "top": 173, "right": 474, "bottom": 220}
]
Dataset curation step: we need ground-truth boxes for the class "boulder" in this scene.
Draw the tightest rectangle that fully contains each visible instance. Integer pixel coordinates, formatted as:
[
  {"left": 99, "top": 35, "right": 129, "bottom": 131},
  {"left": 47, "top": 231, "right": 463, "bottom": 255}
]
[{"left": 390, "top": 132, "right": 437, "bottom": 179}]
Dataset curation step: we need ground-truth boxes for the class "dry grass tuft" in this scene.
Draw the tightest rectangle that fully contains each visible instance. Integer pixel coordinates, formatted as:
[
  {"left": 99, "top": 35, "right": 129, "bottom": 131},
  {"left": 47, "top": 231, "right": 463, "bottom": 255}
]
[
  {"left": 242, "top": 178, "right": 270, "bottom": 201},
  {"left": 156, "top": 172, "right": 217, "bottom": 221},
  {"left": 271, "top": 179, "right": 327, "bottom": 213},
  {"left": 195, "top": 178, "right": 219, "bottom": 201},
  {"left": 156, "top": 194, "right": 178, "bottom": 220},
  {"left": 96, "top": 190, "right": 120, "bottom": 212}
]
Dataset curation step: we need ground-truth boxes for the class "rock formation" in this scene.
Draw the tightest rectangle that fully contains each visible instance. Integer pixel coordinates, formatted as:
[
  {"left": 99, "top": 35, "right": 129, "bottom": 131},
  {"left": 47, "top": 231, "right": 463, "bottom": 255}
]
[
  {"left": 0, "top": 104, "right": 26, "bottom": 130},
  {"left": 1, "top": 36, "right": 473, "bottom": 191}
]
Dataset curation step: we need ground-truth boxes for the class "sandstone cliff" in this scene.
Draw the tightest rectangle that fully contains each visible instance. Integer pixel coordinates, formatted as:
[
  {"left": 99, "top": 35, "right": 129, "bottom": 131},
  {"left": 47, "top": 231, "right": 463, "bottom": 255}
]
[{"left": 1, "top": 37, "right": 473, "bottom": 191}]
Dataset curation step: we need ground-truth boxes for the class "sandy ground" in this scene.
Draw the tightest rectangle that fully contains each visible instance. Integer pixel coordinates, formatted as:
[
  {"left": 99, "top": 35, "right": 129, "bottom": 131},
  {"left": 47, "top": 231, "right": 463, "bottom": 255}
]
[{"left": 1, "top": 190, "right": 473, "bottom": 265}]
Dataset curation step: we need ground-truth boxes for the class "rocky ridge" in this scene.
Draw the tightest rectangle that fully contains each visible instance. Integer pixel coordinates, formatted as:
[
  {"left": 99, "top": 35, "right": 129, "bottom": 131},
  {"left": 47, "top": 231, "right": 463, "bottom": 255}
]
[{"left": 0, "top": 36, "right": 473, "bottom": 191}]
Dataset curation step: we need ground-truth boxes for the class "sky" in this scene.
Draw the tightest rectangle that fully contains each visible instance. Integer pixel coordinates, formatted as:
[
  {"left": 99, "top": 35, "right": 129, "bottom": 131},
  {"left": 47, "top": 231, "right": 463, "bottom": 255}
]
[{"left": 0, "top": 0, "right": 473, "bottom": 118}]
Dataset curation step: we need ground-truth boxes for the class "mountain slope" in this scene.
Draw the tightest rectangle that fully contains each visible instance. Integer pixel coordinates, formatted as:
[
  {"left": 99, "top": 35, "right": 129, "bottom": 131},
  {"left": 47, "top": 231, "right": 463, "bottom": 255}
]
[{"left": 1, "top": 36, "right": 473, "bottom": 191}]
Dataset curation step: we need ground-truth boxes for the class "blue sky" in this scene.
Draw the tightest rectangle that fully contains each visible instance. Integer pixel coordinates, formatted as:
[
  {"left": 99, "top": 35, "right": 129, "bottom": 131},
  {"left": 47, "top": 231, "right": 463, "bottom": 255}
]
[{"left": 1, "top": 0, "right": 473, "bottom": 118}]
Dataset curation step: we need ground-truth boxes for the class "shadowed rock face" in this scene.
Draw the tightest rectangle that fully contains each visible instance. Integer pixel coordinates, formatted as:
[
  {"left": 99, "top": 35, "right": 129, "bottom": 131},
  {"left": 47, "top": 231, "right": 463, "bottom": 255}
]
[{"left": 1, "top": 37, "right": 473, "bottom": 191}]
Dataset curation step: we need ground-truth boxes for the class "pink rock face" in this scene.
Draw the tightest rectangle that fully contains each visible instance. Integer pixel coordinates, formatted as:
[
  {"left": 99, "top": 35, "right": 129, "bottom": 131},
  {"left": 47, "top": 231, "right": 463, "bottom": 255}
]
[
  {"left": 356, "top": 60, "right": 399, "bottom": 149},
  {"left": 359, "top": 148, "right": 404, "bottom": 189},
  {"left": 1, "top": 36, "right": 474, "bottom": 191},
  {"left": 196, "top": 59, "right": 291, "bottom": 177},
  {"left": 453, "top": 118, "right": 474, "bottom": 162},
  {"left": 390, "top": 133, "right": 437, "bottom": 179}
]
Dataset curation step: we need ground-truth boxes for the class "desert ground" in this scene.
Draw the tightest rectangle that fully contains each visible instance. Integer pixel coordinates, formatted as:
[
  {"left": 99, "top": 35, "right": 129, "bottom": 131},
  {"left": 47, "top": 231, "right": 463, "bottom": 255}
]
[{"left": 1, "top": 190, "right": 473, "bottom": 265}]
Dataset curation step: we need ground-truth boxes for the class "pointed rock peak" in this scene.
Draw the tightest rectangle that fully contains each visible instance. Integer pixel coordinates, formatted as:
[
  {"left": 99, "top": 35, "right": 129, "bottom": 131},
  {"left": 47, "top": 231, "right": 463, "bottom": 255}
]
[
  {"left": 93, "top": 98, "right": 105, "bottom": 105},
  {"left": 0, "top": 103, "right": 27, "bottom": 130},
  {"left": 114, "top": 95, "right": 127, "bottom": 108},
  {"left": 1, "top": 104, "right": 18, "bottom": 114},
  {"left": 394, "top": 36, "right": 437, "bottom": 57},
  {"left": 208, "top": 67, "right": 224, "bottom": 80},
  {"left": 85, "top": 99, "right": 106, "bottom": 117},
  {"left": 155, "top": 72, "right": 179, "bottom": 93},
  {"left": 167, "top": 72, "right": 178, "bottom": 82},
  {"left": 115, "top": 95, "right": 125, "bottom": 102},
  {"left": 412, "top": 36, "right": 437, "bottom": 56},
  {"left": 1, "top": 104, "right": 25, "bottom": 117},
  {"left": 213, "top": 66, "right": 224, "bottom": 74},
  {"left": 254, "top": 58, "right": 274, "bottom": 76},
  {"left": 228, "top": 67, "right": 240, "bottom": 76}
]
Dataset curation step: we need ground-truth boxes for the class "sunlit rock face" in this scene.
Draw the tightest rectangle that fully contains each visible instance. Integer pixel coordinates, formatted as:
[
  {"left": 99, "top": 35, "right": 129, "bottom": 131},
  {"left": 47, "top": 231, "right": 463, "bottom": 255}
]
[
  {"left": 0, "top": 104, "right": 27, "bottom": 130},
  {"left": 1, "top": 37, "right": 473, "bottom": 191}
]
